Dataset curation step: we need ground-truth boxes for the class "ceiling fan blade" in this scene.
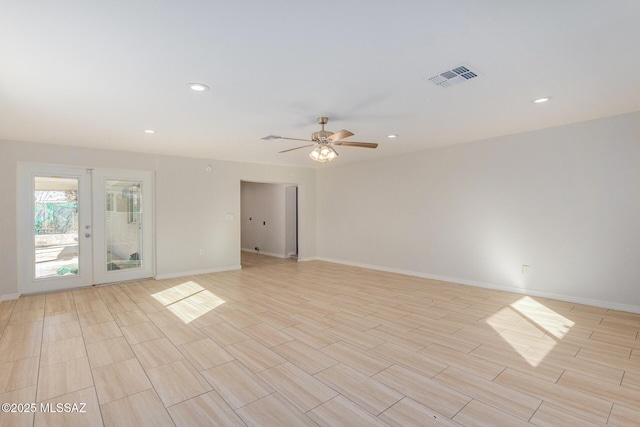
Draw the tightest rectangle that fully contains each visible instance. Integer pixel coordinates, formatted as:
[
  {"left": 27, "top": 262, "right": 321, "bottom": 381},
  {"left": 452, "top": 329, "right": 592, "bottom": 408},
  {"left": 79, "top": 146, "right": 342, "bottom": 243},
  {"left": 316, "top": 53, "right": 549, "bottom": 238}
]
[
  {"left": 333, "top": 141, "right": 378, "bottom": 149},
  {"left": 327, "top": 129, "right": 354, "bottom": 142},
  {"left": 278, "top": 144, "right": 315, "bottom": 153},
  {"left": 279, "top": 136, "right": 314, "bottom": 143}
]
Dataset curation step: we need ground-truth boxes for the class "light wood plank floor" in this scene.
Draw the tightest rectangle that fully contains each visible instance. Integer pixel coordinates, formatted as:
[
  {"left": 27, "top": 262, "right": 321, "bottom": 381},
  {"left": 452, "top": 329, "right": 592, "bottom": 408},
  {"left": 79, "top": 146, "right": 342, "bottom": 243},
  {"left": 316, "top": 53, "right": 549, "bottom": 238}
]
[{"left": 1, "top": 252, "right": 639, "bottom": 426}]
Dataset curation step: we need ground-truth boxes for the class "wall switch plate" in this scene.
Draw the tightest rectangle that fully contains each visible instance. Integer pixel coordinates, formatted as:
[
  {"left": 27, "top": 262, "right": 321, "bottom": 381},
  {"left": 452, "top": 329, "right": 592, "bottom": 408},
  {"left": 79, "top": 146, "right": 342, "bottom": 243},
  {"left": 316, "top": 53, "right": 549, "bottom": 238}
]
[
  {"left": 522, "top": 265, "right": 531, "bottom": 274},
  {"left": 199, "top": 249, "right": 205, "bottom": 256}
]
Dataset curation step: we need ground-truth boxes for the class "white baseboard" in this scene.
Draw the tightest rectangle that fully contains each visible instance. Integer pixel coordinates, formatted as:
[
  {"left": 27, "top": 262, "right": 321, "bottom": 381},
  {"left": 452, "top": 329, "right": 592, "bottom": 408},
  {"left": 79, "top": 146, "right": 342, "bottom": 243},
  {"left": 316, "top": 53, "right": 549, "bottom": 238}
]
[
  {"left": 1, "top": 293, "right": 20, "bottom": 301},
  {"left": 259, "top": 251, "right": 286, "bottom": 258},
  {"left": 155, "top": 265, "right": 241, "bottom": 280},
  {"left": 297, "top": 256, "right": 318, "bottom": 262},
  {"left": 241, "top": 248, "right": 286, "bottom": 259},
  {"left": 315, "top": 257, "right": 640, "bottom": 314}
]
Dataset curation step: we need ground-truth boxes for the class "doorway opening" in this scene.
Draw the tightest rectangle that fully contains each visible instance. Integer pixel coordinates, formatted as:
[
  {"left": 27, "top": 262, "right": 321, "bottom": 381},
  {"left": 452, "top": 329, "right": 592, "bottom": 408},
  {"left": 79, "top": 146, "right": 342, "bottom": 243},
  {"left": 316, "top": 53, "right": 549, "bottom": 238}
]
[{"left": 240, "top": 181, "right": 298, "bottom": 268}]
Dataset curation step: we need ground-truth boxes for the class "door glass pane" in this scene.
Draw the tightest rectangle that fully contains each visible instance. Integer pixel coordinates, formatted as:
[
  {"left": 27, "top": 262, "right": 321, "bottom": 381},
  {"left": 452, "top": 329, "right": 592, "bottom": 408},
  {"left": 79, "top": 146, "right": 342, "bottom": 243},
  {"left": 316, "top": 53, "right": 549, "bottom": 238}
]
[
  {"left": 105, "top": 179, "right": 142, "bottom": 272},
  {"left": 34, "top": 176, "right": 79, "bottom": 278}
]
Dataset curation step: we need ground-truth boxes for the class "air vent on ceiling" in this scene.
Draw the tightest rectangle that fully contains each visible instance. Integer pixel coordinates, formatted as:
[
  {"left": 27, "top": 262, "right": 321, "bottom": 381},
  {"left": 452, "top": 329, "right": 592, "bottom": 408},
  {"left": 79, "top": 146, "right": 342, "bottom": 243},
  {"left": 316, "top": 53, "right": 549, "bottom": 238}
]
[{"left": 429, "top": 65, "right": 478, "bottom": 88}]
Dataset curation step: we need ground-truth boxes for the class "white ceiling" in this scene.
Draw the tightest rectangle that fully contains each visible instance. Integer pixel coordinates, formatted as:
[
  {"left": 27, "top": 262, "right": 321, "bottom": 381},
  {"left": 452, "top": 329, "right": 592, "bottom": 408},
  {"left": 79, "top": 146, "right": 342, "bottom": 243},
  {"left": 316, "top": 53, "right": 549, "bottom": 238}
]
[{"left": 1, "top": 1, "right": 639, "bottom": 167}]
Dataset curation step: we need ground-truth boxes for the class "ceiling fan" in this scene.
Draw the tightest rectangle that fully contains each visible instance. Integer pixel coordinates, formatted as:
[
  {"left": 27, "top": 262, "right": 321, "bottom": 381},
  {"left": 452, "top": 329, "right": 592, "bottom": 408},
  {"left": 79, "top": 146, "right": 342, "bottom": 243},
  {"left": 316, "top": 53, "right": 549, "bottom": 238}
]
[{"left": 262, "top": 117, "right": 378, "bottom": 162}]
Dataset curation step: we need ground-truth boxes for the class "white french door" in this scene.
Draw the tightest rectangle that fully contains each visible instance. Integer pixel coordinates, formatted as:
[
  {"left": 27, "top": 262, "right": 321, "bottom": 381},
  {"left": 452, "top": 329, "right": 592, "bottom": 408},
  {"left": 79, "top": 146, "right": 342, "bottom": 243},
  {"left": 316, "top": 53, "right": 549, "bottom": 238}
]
[
  {"left": 91, "top": 169, "right": 154, "bottom": 285},
  {"left": 18, "top": 164, "right": 154, "bottom": 294},
  {"left": 18, "top": 165, "right": 92, "bottom": 293}
]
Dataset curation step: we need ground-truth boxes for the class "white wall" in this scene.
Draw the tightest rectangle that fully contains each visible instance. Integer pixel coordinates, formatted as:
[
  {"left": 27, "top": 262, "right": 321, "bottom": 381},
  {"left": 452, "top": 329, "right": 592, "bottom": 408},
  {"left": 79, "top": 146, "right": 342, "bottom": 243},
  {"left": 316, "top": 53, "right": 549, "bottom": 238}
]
[
  {"left": 317, "top": 111, "right": 640, "bottom": 312},
  {"left": 0, "top": 140, "right": 316, "bottom": 298},
  {"left": 241, "top": 182, "right": 286, "bottom": 257},
  {"left": 285, "top": 186, "right": 297, "bottom": 257}
]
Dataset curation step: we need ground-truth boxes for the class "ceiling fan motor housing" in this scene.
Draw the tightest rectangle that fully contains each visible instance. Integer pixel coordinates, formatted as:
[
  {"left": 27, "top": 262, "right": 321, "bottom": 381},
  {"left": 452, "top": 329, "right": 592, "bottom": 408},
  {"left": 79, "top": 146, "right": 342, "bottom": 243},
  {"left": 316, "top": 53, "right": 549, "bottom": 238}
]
[{"left": 312, "top": 130, "right": 333, "bottom": 141}]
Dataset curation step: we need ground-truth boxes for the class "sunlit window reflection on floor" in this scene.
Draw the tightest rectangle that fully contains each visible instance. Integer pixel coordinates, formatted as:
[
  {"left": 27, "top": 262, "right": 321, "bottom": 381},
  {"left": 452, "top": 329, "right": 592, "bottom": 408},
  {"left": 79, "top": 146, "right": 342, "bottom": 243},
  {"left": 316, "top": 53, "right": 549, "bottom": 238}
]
[
  {"left": 152, "top": 281, "right": 226, "bottom": 324},
  {"left": 485, "top": 296, "right": 575, "bottom": 367}
]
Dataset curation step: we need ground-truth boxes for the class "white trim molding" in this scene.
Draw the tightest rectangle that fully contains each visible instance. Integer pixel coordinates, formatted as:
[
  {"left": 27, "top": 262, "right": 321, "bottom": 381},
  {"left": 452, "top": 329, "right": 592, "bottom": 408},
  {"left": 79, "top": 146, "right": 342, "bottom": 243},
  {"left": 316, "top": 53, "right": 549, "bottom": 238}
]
[
  {"left": 241, "top": 248, "right": 286, "bottom": 259},
  {"left": 1, "top": 293, "right": 20, "bottom": 301}
]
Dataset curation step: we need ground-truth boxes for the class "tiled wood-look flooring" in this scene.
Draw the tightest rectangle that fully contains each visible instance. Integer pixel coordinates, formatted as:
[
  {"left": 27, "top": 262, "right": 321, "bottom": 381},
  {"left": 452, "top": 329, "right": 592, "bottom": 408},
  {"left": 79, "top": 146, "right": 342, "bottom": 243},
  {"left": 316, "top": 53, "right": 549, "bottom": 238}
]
[{"left": 1, "top": 252, "right": 639, "bottom": 426}]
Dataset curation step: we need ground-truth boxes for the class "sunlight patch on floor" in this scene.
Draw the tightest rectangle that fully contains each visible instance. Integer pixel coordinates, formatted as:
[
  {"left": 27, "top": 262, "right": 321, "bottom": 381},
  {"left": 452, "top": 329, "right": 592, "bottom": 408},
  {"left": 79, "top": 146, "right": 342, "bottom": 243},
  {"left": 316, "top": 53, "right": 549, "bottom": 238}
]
[
  {"left": 486, "top": 296, "right": 575, "bottom": 367},
  {"left": 151, "top": 281, "right": 205, "bottom": 305},
  {"left": 511, "top": 296, "right": 574, "bottom": 339},
  {"left": 152, "top": 281, "right": 226, "bottom": 324}
]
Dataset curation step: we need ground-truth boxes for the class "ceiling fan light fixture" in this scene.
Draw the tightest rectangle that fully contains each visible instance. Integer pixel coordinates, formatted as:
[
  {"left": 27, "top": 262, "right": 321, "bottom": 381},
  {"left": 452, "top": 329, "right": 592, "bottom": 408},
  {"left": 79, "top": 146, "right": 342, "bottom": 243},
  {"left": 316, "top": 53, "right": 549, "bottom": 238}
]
[
  {"left": 309, "top": 147, "right": 322, "bottom": 161},
  {"left": 325, "top": 148, "right": 336, "bottom": 161},
  {"left": 309, "top": 145, "right": 338, "bottom": 162}
]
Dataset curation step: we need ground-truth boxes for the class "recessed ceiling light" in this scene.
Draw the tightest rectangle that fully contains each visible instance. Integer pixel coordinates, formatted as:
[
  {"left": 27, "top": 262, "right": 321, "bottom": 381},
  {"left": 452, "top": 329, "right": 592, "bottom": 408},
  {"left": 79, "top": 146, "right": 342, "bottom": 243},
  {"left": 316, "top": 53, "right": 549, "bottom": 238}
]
[
  {"left": 387, "top": 134, "right": 398, "bottom": 138},
  {"left": 188, "top": 83, "right": 209, "bottom": 92},
  {"left": 144, "top": 129, "right": 155, "bottom": 134},
  {"left": 533, "top": 97, "right": 551, "bottom": 103}
]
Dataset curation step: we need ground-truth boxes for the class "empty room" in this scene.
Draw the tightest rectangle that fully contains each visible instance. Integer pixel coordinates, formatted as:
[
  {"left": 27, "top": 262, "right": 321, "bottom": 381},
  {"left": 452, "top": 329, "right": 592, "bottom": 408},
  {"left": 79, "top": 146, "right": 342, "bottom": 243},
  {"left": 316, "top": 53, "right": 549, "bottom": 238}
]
[{"left": 1, "top": 1, "right": 639, "bottom": 426}]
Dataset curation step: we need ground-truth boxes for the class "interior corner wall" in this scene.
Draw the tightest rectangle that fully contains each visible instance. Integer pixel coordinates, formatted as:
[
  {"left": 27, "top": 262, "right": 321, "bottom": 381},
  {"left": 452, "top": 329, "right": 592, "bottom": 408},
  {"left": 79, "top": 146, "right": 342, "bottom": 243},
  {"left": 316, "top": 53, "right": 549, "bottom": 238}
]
[
  {"left": 0, "top": 140, "right": 316, "bottom": 298},
  {"left": 240, "top": 182, "right": 286, "bottom": 257},
  {"left": 285, "top": 186, "right": 297, "bottom": 256},
  {"left": 316, "top": 111, "right": 640, "bottom": 312}
]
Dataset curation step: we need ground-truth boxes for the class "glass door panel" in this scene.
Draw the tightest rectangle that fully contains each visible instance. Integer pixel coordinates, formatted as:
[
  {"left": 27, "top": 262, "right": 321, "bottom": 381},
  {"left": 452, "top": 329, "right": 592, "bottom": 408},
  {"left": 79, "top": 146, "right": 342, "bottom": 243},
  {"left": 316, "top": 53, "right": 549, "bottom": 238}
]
[
  {"left": 105, "top": 179, "right": 143, "bottom": 272},
  {"left": 34, "top": 177, "right": 80, "bottom": 279}
]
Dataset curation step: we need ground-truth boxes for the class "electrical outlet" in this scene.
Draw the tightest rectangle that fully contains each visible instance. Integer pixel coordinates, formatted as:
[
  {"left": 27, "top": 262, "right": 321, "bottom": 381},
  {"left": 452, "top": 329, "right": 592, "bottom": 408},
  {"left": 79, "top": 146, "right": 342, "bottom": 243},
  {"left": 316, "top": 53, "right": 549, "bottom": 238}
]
[
  {"left": 522, "top": 265, "right": 531, "bottom": 274},
  {"left": 199, "top": 249, "right": 205, "bottom": 256}
]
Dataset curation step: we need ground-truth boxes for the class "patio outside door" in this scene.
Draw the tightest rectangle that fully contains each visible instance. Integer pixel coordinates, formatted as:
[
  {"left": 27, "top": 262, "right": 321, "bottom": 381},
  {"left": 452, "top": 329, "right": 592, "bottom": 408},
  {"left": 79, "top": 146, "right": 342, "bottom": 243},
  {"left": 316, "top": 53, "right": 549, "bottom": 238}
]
[{"left": 18, "top": 164, "right": 154, "bottom": 294}]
